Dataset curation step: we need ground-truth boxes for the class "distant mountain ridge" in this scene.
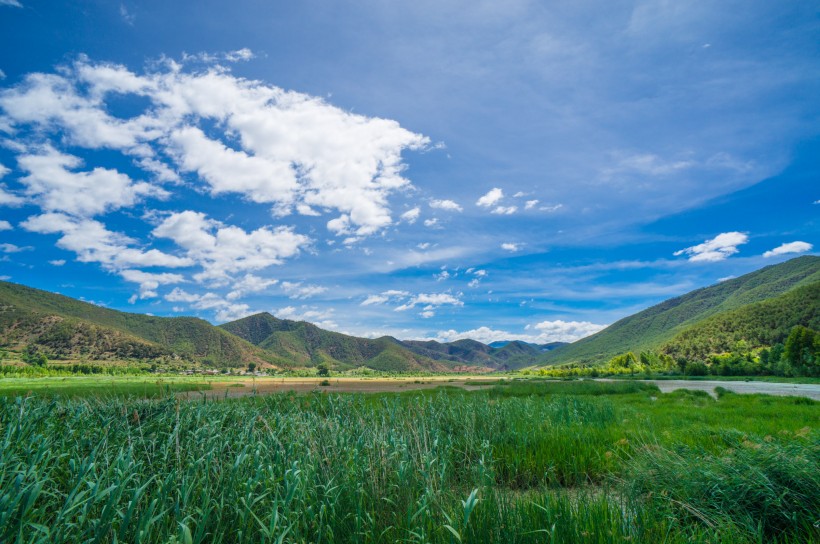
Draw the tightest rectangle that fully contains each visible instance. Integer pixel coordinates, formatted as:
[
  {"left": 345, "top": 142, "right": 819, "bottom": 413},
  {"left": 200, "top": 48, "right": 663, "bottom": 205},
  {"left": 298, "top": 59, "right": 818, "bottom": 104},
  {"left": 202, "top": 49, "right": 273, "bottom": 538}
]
[
  {"left": 0, "top": 281, "right": 277, "bottom": 367},
  {"left": 1, "top": 255, "right": 816, "bottom": 372},
  {"left": 219, "top": 312, "right": 452, "bottom": 372},
  {"left": 542, "top": 255, "right": 820, "bottom": 366}
]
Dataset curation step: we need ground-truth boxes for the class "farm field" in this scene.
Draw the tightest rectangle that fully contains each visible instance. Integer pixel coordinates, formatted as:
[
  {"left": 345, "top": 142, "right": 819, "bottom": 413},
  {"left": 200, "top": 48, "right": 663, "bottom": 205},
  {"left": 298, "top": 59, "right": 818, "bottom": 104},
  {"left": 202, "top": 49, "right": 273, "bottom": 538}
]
[{"left": 0, "top": 379, "right": 817, "bottom": 543}]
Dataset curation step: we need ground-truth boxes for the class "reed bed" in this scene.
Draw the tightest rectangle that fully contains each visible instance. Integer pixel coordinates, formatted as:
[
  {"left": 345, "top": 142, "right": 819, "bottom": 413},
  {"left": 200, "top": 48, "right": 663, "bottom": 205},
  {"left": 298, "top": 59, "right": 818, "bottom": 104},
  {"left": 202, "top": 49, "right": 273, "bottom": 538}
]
[{"left": 0, "top": 381, "right": 816, "bottom": 543}]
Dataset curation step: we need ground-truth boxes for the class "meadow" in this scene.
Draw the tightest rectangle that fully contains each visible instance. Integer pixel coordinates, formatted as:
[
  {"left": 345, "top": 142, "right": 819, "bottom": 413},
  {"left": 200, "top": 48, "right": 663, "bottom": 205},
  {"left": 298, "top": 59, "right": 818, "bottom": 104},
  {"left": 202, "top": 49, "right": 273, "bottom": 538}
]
[{"left": 0, "top": 380, "right": 817, "bottom": 543}]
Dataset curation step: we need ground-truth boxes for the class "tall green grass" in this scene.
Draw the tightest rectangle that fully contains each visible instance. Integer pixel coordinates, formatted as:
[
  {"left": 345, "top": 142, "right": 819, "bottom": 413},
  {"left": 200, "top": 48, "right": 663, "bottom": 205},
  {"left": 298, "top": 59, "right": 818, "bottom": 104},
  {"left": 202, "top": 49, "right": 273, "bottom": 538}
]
[{"left": 0, "top": 382, "right": 816, "bottom": 542}]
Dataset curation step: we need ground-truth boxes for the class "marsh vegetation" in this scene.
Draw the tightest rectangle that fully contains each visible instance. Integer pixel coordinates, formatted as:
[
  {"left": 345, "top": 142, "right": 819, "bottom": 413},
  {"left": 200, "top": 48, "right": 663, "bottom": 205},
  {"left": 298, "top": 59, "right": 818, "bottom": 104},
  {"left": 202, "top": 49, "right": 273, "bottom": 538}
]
[{"left": 0, "top": 380, "right": 817, "bottom": 543}]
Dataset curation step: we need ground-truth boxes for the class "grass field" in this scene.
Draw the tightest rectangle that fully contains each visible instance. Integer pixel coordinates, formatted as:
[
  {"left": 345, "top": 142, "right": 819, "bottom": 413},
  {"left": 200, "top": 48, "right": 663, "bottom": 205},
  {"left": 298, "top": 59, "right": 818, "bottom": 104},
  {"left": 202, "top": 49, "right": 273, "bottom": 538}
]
[
  {"left": 0, "top": 379, "right": 817, "bottom": 543},
  {"left": 0, "top": 376, "right": 211, "bottom": 397}
]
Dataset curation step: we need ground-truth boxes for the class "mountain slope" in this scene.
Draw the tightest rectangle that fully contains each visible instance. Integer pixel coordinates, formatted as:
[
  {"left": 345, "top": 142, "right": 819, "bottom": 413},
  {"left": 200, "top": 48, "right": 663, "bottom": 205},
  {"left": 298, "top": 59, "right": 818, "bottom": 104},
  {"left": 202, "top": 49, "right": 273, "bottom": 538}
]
[
  {"left": 0, "top": 281, "right": 276, "bottom": 367},
  {"left": 662, "top": 281, "right": 820, "bottom": 361},
  {"left": 542, "top": 256, "right": 820, "bottom": 366},
  {"left": 220, "top": 313, "right": 450, "bottom": 372},
  {"left": 398, "top": 339, "right": 547, "bottom": 370}
]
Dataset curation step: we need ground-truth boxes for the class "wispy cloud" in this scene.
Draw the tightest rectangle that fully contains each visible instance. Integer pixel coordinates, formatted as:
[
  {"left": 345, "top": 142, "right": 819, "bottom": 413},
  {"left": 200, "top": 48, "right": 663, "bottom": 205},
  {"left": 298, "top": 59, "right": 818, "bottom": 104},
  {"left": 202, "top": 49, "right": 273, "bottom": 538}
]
[
  {"left": 674, "top": 232, "right": 749, "bottom": 262},
  {"left": 762, "top": 241, "right": 812, "bottom": 258}
]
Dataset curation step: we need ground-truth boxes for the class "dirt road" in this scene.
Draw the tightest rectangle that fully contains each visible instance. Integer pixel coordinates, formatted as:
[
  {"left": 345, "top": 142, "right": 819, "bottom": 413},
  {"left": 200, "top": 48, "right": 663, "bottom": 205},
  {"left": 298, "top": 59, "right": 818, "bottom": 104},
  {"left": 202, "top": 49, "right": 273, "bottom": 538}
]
[
  {"left": 182, "top": 376, "right": 820, "bottom": 400},
  {"left": 640, "top": 379, "right": 820, "bottom": 400}
]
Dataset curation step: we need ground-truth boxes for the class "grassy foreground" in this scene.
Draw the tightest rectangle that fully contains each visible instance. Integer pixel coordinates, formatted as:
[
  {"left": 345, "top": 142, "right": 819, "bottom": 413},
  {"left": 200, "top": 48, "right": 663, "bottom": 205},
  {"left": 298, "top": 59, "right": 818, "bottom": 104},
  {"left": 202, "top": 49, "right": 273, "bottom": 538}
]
[{"left": 0, "top": 380, "right": 817, "bottom": 543}]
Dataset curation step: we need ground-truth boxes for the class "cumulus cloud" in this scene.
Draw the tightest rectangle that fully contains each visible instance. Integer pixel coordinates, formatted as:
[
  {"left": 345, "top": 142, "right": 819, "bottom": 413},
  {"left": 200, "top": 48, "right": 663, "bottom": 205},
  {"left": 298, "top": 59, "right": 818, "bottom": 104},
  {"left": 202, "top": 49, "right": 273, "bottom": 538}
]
[
  {"left": 501, "top": 242, "right": 521, "bottom": 252},
  {"left": 476, "top": 188, "right": 504, "bottom": 207},
  {"left": 0, "top": 188, "right": 25, "bottom": 206},
  {"left": 226, "top": 273, "right": 278, "bottom": 300},
  {"left": 280, "top": 281, "right": 327, "bottom": 299},
  {"left": 0, "top": 220, "right": 11, "bottom": 230},
  {"left": 49, "top": 259, "right": 65, "bottom": 266},
  {"left": 491, "top": 205, "right": 517, "bottom": 215},
  {"left": 429, "top": 199, "right": 463, "bottom": 212},
  {"left": 762, "top": 241, "right": 813, "bottom": 258},
  {"left": 17, "top": 146, "right": 165, "bottom": 216},
  {"left": 400, "top": 207, "right": 420, "bottom": 224},
  {"left": 22, "top": 212, "right": 193, "bottom": 270},
  {"left": 275, "top": 305, "right": 337, "bottom": 328},
  {"left": 524, "top": 200, "right": 539, "bottom": 209},
  {"left": 0, "top": 56, "right": 430, "bottom": 237},
  {"left": 394, "top": 292, "right": 463, "bottom": 312},
  {"left": 120, "top": 269, "right": 184, "bottom": 300},
  {"left": 423, "top": 218, "right": 439, "bottom": 228},
  {"left": 153, "top": 210, "right": 310, "bottom": 283},
  {"left": 436, "top": 319, "right": 605, "bottom": 345},
  {"left": 361, "top": 289, "right": 461, "bottom": 315},
  {"left": 164, "top": 287, "right": 252, "bottom": 322},
  {"left": 674, "top": 232, "right": 749, "bottom": 262},
  {"left": 0, "top": 243, "right": 30, "bottom": 253}
]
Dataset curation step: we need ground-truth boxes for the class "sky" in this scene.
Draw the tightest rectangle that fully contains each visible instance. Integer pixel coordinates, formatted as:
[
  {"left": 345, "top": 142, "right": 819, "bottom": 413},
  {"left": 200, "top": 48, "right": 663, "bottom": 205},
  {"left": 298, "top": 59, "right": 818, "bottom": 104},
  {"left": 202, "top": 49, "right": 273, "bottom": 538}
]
[{"left": 0, "top": 0, "right": 817, "bottom": 344}]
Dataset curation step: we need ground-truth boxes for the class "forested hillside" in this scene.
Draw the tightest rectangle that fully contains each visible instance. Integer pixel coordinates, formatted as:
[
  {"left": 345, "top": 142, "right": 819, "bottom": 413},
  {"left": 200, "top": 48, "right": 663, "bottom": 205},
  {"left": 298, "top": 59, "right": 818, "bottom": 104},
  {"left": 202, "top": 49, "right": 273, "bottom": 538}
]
[{"left": 542, "top": 256, "right": 820, "bottom": 366}]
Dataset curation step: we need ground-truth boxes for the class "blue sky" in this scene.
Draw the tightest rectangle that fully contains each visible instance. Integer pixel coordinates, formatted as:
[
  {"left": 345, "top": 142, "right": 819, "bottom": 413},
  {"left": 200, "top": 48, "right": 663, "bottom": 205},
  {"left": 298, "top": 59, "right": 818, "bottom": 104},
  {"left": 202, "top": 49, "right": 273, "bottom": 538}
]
[{"left": 0, "top": 0, "right": 817, "bottom": 343}]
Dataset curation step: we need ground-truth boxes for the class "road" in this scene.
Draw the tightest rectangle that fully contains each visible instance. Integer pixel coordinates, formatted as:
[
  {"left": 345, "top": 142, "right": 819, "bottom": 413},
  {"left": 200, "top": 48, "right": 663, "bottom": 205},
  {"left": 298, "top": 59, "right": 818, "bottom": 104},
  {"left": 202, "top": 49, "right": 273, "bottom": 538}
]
[{"left": 612, "top": 379, "right": 820, "bottom": 400}]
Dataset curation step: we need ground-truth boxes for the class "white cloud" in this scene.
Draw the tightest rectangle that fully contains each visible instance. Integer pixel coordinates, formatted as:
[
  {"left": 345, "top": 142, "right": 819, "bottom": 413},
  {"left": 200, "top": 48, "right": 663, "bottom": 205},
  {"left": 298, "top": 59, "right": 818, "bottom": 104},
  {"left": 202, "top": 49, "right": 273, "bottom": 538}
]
[
  {"left": 436, "top": 319, "right": 605, "bottom": 345},
  {"left": 361, "top": 289, "right": 461, "bottom": 314},
  {"left": 476, "top": 188, "right": 504, "bottom": 207},
  {"left": 226, "top": 273, "right": 278, "bottom": 300},
  {"left": 361, "top": 294, "right": 390, "bottom": 306},
  {"left": 420, "top": 310, "right": 435, "bottom": 318},
  {"left": 120, "top": 269, "right": 184, "bottom": 300},
  {"left": 513, "top": 191, "right": 526, "bottom": 198},
  {"left": 762, "top": 241, "right": 813, "bottom": 258},
  {"left": 17, "top": 146, "right": 164, "bottom": 216},
  {"left": 0, "top": 183, "right": 25, "bottom": 206},
  {"left": 423, "top": 218, "right": 440, "bottom": 228},
  {"left": 164, "top": 287, "right": 252, "bottom": 322},
  {"left": 0, "top": 57, "right": 430, "bottom": 237},
  {"left": 21, "top": 213, "right": 193, "bottom": 270},
  {"left": 429, "top": 199, "right": 463, "bottom": 212},
  {"left": 501, "top": 242, "right": 521, "bottom": 252},
  {"left": 48, "top": 259, "right": 65, "bottom": 266},
  {"left": 539, "top": 204, "right": 563, "bottom": 212},
  {"left": 524, "top": 200, "right": 539, "bottom": 209},
  {"left": 0, "top": 220, "right": 11, "bottom": 230},
  {"left": 153, "top": 210, "right": 310, "bottom": 283},
  {"left": 0, "top": 243, "right": 30, "bottom": 253},
  {"left": 400, "top": 207, "right": 420, "bottom": 224},
  {"left": 674, "top": 231, "right": 749, "bottom": 262},
  {"left": 603, "top": 153, "right": 694, "bottom": 179},
  {"left": 491, "top": 205, "right": 517, "bottom": 215},
  {"left": 274, "top": 305, "right": 337, "bottom": 328},
  {"left": 0, "top": 0, "right": 23, "bottom": 7},
  {"left": 119, "top": 3, "right": 135, "bottom": 25},
  {"left": 280, "top": 281, "right": 327, "bottom": 299},
  {"left": 394, "top": 292, "right": 463, "bottom": 312}
]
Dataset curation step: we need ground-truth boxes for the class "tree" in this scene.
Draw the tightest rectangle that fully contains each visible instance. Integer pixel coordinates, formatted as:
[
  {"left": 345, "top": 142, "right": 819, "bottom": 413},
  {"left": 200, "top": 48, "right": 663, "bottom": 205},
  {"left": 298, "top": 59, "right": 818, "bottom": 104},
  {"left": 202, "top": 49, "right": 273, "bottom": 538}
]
[
  {"left": 317, "top": 363, "right": 330, "bottom": 377},
  {"left": 784, "top": 326, "right": 819, "bottom": 376},
  {"left": 22, "top": 345, "right": 47, "bottom": 367},
  {"left": 247, "top": 362, "right": 257, "bottom": 373}
]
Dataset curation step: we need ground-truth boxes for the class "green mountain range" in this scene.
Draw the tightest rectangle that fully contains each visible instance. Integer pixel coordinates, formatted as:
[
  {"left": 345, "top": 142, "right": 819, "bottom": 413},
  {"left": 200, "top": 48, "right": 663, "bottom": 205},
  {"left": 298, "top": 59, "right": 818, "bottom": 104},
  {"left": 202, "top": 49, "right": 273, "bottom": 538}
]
[
  {"left": 218, "top": 312, "right": 448, "bottom": 372},
  {"left": 542, "top": 255, "right": 820, "bottom": 366},
  {"left": 0, "top": 255, "right": 816, "bottom": 372},
  {"left": 0, "top": 282, "right": 277, "bottom": 367}
]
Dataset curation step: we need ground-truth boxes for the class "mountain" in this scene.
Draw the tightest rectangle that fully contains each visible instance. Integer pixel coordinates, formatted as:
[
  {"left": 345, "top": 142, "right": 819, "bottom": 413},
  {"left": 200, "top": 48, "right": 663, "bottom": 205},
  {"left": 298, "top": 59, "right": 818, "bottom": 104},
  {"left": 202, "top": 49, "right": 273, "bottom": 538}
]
[
  {"left": 488, "top": 340, "right": 567, "bottom": 351},
  {"left": 398, "top": 339, "right": 551, "bottom": 370},
  {"left": 219, "top": 312, "right": 451, "bottom": 372},
  {"left": 543, "top": 255, "right": 820, "bottom": 366},
  {"left": 662, "top": 281, "right": 820, "bottom": 361},
  {"left": 0, "top": 281, "right": 277, "bottom": 367}
]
